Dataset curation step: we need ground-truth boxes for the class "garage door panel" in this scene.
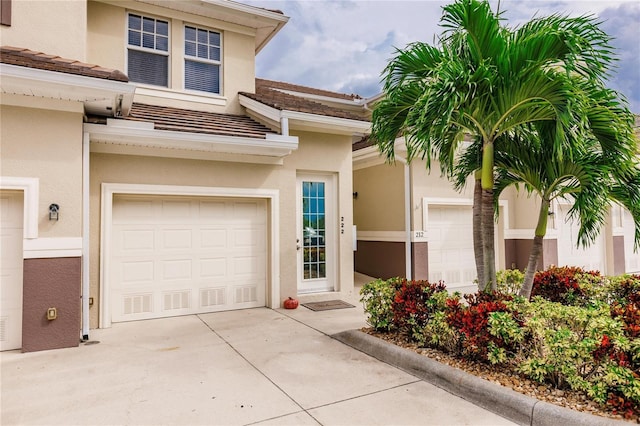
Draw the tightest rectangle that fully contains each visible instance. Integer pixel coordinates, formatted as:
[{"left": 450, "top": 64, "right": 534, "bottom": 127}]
[
  {"left": 120, "top": 259, "right": 155, "bottom": 284},
  {"left": 162, "top": 229, "right": 192, "bottom": 250},
  {"left": 200, "top": 257, "right": 227, "bottom": 278},
  {"left": 161, "top": 259, "right": 193, "bottom": 280},
  {"left": 119, "top": 229, "right": 155, "bottom": 252},
  {"left": 161, "top": 200, "right": 193, "bottom": 219},
  {"left": 113, "top": 199, "right": 153, "bottom": 222},
  {"left": 111, "top": 195, "right": 266, "bottom": 322},
  {"left": 199, "top": 201, "right": 227, "bottom": 218},
  {"left": 200, "top": 228, "right": 228, "bottom": 248},
  {"left": 427, "top": 205, "right": 475, "bottom": 288}
]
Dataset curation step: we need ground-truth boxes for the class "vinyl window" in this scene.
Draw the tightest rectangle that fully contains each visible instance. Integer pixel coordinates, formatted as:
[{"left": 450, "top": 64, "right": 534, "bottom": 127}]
[
  {"left": 127, "top": 13, "right": 169, "bottom": 87},
  {"left": 184, "top": 25, "right": 221, "bottom": 94}
]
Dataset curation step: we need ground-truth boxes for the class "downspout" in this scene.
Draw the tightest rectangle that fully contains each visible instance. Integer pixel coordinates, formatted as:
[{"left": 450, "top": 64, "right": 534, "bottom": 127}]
[
  {"left": 81, "top": 131, "right": 90, "bottom": 340},
  {"left": 280, "top": 116, "right": 289, "bottom": 137},
  {"left": 396, "top": 156, "right": 412, "bottom": 279}
]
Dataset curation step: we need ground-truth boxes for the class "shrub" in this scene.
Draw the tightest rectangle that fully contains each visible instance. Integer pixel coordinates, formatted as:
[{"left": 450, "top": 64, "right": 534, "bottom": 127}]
[
  {"left": 496, "top": 269, "right": 524, "bottom": 295},
  {"left": 391, "top": 279, "right": 447, "bottom": 343},
  {"left": 531, "top": 266, "right": 601, "bottom": 306},
  {"left": 445, "top": 292, "right": 525, "bottom": 364},
  {"left": 518, "top": 297, "right": 640, "bottom": 417},
  {"left": 359, "top": 278, "right": 402, "bottom": 331}
]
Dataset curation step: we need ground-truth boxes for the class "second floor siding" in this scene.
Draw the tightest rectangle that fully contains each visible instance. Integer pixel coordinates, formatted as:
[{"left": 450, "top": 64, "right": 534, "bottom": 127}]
[
  {"left": 87, "top": 0, "right": 259, "bottom": 115},
  {"left": 0, "top": 0, "right": 88, "bottom": 61}
]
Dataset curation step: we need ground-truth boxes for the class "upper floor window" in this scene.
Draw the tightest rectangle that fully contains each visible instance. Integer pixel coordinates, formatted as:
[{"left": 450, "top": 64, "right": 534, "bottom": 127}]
[
  {"left": 127, "top": 13, "right": 169, "bottom": 87},
  {"left": 184, "top": 25, "right": 221, "bottom": 95}
]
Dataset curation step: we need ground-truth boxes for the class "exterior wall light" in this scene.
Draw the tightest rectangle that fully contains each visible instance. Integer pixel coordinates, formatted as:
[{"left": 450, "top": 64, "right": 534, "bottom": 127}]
[{"left": 49, "top": 203, "right": 59, "bottom": 221}]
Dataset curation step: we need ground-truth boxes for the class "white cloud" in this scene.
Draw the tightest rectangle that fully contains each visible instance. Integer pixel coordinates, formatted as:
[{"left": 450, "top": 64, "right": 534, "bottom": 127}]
[{"left": 246, "top": 0, "right": 640, "bottom": 111}]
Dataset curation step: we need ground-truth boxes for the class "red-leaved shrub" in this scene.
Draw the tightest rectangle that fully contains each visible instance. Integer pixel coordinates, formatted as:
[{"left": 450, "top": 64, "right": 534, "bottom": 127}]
[
  {"left": 445, "top": 292, "right": 523, "bottom": 363},
  {"left": 392, "top": 279, "right": 446, "bottom": 334},
  {"left": 531, "top": 266, "right": 600, "bottom": 305}
]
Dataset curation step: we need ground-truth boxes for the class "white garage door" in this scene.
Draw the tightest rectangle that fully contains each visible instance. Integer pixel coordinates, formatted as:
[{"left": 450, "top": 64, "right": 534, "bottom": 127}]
[
  {"left": 0, "top": 190, "right": 24, "bottom": 351},
  {"left": 110, "top": 195, "right": 266, "bottom": 323},
  {"left": 427, "top": 205, "right": 476, "bottom": 288},
  {"left": 557, "top": 203, "right": 605, "bottom": 272}
]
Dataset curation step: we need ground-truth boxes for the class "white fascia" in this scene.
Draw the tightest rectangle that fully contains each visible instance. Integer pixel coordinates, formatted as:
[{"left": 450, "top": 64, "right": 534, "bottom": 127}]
[
  {"left": 0, "top": 63, "right": 135, "bottom": 116},
  {"left": 269, "top": 88, "right": 365, "bottom": 108},
  {"left": 84, "top": 120, "right": 299, "bottom": 159},
  {"left": 239, "top": 94, "right": 371, "bottom": 136},
  {"left": 353, "top": 137, "right": 406, "bottom": 170}
]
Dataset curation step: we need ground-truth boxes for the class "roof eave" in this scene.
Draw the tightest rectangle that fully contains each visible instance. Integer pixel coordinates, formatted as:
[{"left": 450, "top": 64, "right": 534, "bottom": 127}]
[
  {"left": 240, "top": 94, "right": 371, "bottom": 136},
  {"left": 133, "top": 0, "right": 289, "bottom": 53},
  {"left": 0, "top": 63, "right": 135, "bottom": 116},
  {"left": 84, "top": 120, "right": 299, "bottom": 164}
]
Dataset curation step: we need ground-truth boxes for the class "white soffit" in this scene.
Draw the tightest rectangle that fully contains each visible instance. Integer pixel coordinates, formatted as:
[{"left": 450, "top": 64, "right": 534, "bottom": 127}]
[
  {"left": 0, "top": 64, "right": 135, "bottom": 116},
  {"left": 134, "top": 0, "right": 289, "bottom": 53},
  {"left": 84, "top": 120, "right": 299, "bottom": 165}
]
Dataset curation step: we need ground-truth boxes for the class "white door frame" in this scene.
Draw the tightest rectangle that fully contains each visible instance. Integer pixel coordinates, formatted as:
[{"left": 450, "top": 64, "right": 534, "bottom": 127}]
[
  {"left": 296, "top": 173, "right": 338, "bottom": 293},
  {"left": 100, "top": 183, "right": 280, "bottom": 328}
]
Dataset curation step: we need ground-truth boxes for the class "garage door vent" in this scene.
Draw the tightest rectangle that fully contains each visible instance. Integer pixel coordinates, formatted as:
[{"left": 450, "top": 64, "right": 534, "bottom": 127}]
[
  {"left": 200, "top": 288, "right": 226, "bottom": 307},
  {"left": 163, "top": 291, "right": 190, "bottom": 310},
  {"left": 0, "top": 317, "right": 6, "bottom": 342},
  {"left": 124, "top": 294, "right": 152, "bottom": 315},
  {"left": 235, "top": 285, "right": 257, "bottom": 303}
]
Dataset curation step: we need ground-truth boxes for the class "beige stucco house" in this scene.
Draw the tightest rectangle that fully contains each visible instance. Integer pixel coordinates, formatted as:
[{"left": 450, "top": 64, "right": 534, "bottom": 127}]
[
  {"left": 353, "top": 130, "right": 640, "bottom": 290},
  {"left": 0, "top": 0, "right": 369, "bottom": 352}
]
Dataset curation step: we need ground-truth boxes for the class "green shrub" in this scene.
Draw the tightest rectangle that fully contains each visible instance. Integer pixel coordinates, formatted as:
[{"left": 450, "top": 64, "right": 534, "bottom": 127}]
[
  {"left": 496, "top": 269, "right": 524, "bottom": 295},
  {"left": 359, "top": 272, "right": 640, "bottom": 418},
  {"left": 359, "top": 278, "right": 402, "bottom": 331}
]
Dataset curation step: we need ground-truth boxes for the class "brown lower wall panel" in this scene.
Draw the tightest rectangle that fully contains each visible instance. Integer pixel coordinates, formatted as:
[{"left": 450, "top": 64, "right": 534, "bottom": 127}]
[
  {"left": 613, "top": 235, "right": 626, "bottom": 276},
  {"left": 504, "top": 239, "right": 558, "bottom": 272},
  {"left": 22, "top": 257, "right": 81, "bottom": 352},
  {"left": 354, "top": 240, "right": 405, "bottom": 280},
  {"left": 411, "top": 242, "right": 429, "bottom": 280}
]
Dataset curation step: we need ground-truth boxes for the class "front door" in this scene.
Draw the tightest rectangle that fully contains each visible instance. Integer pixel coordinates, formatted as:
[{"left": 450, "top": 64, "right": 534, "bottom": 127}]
[{"left": 297, "top": 174, "right": 336, "bottom": 293}]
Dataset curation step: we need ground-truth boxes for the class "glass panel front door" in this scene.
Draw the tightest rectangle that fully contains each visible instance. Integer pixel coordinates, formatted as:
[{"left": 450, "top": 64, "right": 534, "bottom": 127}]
[
  {"left": 297, "top": 174, "right": 334, "bottom": 293},
  {"left": 302, "top": 181, "right": 326, "bottom": 280}
]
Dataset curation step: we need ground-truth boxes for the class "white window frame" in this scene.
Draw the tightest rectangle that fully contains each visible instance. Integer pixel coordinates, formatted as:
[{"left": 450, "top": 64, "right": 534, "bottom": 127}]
[
  {"left": 183, "top": 24, "right": 222, "bottom": 95},
  {"left": 125, "top": 11, "right": 170, "bottom": 88}
]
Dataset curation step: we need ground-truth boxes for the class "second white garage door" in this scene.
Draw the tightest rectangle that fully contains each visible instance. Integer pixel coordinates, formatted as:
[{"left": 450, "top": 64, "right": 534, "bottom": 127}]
[
  {"left": 110, "top": 195, "right": 266, "bottom": 322},
  {"left": 556, "top": 203, "right": 605, "bottom": 273},
  {"left": 427, "top": 205, "right": 476, "bottom": 288}
]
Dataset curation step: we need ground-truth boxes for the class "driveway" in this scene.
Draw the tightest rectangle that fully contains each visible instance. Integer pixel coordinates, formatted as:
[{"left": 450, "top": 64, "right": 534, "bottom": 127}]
[{"left": 1, "top": 287, "right": 515, "bottom": 425}]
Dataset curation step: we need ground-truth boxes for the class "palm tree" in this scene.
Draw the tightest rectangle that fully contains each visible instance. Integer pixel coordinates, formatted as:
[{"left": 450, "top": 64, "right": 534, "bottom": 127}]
[
  {"left": 371, "top": 0, "right": 620, "bottom": 291},
  {"left": 452, "top": 80, "right": 639, "bottom": 298}
]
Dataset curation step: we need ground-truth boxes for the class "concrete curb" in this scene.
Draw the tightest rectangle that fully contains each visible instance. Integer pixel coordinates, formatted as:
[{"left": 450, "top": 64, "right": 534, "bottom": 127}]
[{"left": 332, "top": 330, "right": 628, "bottom": 426}]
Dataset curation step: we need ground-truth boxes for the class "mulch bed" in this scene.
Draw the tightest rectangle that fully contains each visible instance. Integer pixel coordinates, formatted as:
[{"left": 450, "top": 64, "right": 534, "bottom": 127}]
[{"left": 363, "top": 328, "right": 638, "bottom": 424}]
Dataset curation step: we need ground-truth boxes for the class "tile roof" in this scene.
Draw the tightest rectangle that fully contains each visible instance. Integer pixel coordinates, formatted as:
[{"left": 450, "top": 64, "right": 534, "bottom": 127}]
[
  {"left": 352, "top": 136, "right": 375, "bottom": 151},
  {"left": 118, "top": 103, "right": 274, "bottom": 139},
  {"left": 240, "top": 79, "right": 369, "bottom": 122},
  {"left": 256, "top": 78, "right": 362, "bottom": 101},
  {"left": 0, "top": 46, "right": 128, "bottom": 82}
]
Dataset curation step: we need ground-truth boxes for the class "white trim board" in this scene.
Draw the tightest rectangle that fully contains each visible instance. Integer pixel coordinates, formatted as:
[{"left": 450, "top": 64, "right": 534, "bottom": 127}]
[
  {"left": 23, "top": 237, "right": 82, "bottom": 259},
  {"left": 99, "top": 183, "right": 280, "bottom": 328}
]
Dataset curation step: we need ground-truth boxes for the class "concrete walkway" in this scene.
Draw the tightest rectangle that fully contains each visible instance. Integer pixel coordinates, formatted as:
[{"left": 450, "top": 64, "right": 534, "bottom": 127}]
[{"left": 1, "top": 274, "right": 514, "bottom": 426}]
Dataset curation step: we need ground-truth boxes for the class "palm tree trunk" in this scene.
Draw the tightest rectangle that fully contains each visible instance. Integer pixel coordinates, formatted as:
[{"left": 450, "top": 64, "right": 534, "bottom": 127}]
[
  {"left": 481, "top": 142, "right": 496, "bottom": 292},
  {"left": 519, "top": 199, "right": 550, "bottom": 299},
  {"left": 473, "top": 173, "right": 485, "bottom": 291},
  {"left": 481, "top": 188, "right": 496, "bottom": 291}
]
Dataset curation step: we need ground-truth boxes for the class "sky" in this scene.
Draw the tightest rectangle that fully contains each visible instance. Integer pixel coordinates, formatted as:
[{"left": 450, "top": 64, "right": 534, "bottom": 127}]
[{"left": 245, "top": 0, "right": 640, "bottom": 112}]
